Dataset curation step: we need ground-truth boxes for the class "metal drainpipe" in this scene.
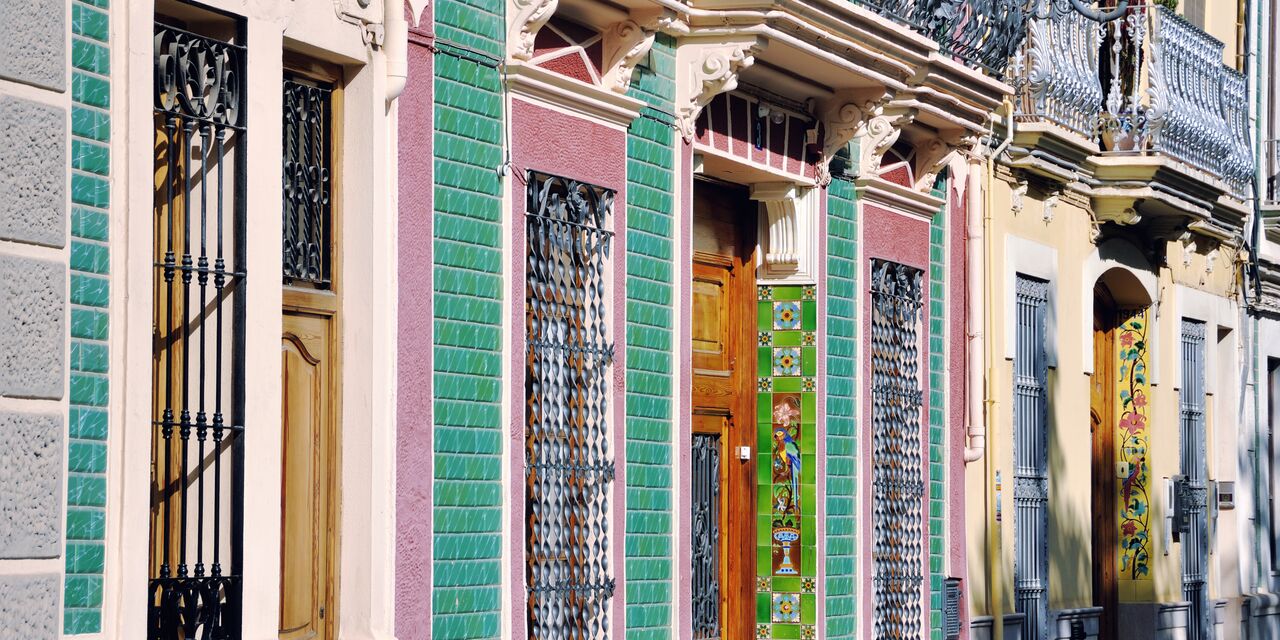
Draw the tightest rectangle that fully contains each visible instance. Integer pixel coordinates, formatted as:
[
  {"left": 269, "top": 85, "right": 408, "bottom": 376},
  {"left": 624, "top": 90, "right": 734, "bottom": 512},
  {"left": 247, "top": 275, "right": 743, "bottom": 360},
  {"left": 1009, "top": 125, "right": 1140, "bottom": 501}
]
[
  {"left": 384, "top": 0, "right": 409, "bottom": 103},
  {"left": 985, "top": 102, "right": 1015, "bottom": 640}
]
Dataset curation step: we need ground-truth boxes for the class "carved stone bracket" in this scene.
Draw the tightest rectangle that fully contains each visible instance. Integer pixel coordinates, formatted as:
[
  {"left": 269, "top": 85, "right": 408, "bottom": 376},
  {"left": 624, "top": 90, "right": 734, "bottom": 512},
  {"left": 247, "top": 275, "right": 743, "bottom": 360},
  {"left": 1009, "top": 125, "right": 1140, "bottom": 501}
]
[
  {"left": 601, "top": 20, "right": 657, "bottom": 93},
  {"left": 675, "top": 38, "right": 766, "bottom": 142},
  {"left": 750, "top": 182, "right": 816, "bottom": 283},
  {"left": 913, "top": 130, "right": 978, "bottom": 193},
  {"left": 814, "top": 90, "right": 888, "bottom": 186},
  {"left": 858, "top": 103, "right": 916, "bottom": 177},
  {"left": 509, "top": 0, "right": 558, "bottom": 61}
]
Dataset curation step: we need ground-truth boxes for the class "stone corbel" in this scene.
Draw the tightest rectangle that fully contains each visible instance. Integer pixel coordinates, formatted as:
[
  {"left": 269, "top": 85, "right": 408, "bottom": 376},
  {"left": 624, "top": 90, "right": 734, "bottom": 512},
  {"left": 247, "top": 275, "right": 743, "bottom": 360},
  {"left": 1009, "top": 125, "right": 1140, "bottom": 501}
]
[
  {"left": 1010, "top": 181, "right": 1028, "bottom": 216},
  {"left": 751, "top": 182, "right": 815, "bottom": 283},
  {"left": 674, "top": 38, "right": 766, "bottom": 142},
  {"left": 913, "top": 131, "right": 977, "bottom": 193},
  {"left": 814, "top": 90, "right": 888, "bottom": 186},
  {"left": 601, "top": 20, "right": 656, "bottom": 93},
  {"left": 510, "top": 0, "right": 558, "bottom": 61},
  {"left": 857, "top": 103, "right": 916, "bottom": 176}
]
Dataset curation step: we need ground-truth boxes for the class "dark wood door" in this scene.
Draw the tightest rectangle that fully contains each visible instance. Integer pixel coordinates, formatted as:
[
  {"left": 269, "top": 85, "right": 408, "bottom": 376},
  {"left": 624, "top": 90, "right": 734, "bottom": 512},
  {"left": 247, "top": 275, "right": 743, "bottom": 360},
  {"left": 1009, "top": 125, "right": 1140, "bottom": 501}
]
[
  {"left": 691, "top": 179, "right": 756, "bottom": 639},
  {"left": 1091, "top": 290, "right": 1118, "bottom": 640}
]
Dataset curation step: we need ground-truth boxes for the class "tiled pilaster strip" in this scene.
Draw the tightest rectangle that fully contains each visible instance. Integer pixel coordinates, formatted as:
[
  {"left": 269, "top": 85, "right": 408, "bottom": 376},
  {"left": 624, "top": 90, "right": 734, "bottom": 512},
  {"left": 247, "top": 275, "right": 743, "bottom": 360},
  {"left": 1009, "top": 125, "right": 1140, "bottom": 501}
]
[
  {"left": 65, "top": 0, "right": 111, "bottom": 633},
  {"left": 624, "top": 34, "right": 677, "bottom": 640},
  {"left": 431, "top": 3, "right": 505, "bottom": 638},
  {"left": 824, "top": 178, "right": 858, "bottom": 639},
  {"left": 927, "top": 187, "right": 946, "bottom": 640}
]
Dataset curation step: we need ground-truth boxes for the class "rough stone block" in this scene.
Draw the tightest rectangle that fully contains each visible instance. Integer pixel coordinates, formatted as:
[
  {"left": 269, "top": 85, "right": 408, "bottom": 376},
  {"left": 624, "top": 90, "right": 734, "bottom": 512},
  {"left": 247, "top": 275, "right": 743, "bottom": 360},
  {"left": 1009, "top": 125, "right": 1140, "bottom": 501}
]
[
  {"left": 0, "top": 412, "right": 63, "bottom": 558},
  {"left": 0, "top": 574, "right": 59, "bottom": 638},
  {"left": 0, "top": 255, "right": 66, "bottom": 399},
  {"left": 0, "top": 96, "right": 67, "bottom": 247},
  {"left": 0, "top": 0, "right": 66, "bottom": 91}
]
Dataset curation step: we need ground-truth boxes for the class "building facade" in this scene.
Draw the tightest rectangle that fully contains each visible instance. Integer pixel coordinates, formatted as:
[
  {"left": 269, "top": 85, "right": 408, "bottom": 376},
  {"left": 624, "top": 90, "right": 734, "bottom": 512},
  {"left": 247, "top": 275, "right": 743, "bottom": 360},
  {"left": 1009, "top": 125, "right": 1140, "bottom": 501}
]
[
  {"left": 966, "top": 1, "right": 1280, "bottom": 639},
  {"left": 3, "top": 0, "right": 1280, "bottom": 639}
]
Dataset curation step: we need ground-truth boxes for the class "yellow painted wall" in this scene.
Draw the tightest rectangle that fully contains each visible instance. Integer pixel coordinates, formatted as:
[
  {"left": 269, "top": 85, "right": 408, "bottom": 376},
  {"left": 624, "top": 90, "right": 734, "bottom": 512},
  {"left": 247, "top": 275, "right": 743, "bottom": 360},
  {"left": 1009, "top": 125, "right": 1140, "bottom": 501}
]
[{"left": 966, "top": 163, "right": 1245, "bottom": 624}]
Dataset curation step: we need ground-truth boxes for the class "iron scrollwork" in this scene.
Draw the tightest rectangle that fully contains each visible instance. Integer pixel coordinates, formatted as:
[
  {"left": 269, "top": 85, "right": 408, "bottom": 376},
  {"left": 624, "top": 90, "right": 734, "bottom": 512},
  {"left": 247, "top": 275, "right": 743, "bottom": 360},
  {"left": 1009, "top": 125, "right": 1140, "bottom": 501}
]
[
  {"left": 691, "top": 434, "right": 722, "bottom": 639},
  {"left": 282, "top": 78, "right": 333, "bottom": 286},
  {"left": 870, "top": 259, "right": 925, "bottom": 640},
  {"left": 525, "top": 171, "right": 617, "bottom": 640},
  {"left": 150, "top": 20, "right": 246, "bottom": 640}
]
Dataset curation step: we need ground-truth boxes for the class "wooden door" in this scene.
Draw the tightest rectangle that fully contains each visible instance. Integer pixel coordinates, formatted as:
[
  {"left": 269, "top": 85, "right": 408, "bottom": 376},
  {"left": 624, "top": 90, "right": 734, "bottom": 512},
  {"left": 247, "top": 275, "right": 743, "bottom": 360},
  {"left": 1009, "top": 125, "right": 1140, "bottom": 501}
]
[
  {"left": 691, "top": 179, "right": 755, "bottom": 640},
  {"left": 1090, "top": 290, "right": 1117, "bottom": 640},
  {"left": 280, "top": 311, "right": 337, "bottom": 640}
]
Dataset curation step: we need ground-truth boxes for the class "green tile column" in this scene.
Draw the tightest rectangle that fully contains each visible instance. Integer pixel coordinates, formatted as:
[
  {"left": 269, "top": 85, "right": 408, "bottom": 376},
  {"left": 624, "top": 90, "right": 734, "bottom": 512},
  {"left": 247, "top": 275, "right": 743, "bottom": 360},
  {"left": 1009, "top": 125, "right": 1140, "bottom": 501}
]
[
  {"left": 756, "top": 285, "right": 818, "bottom": 640},
  {"left": 624, "top": 34, "right": 677, "bottom": 640},
  {"left": 824, "top": 178, "right": 858, "bottom": 640},
  {"left": 65, "top": 0, "right": 111, "bottom": 633},
  {"left": 927, "top": 188, "right": 946, "bottom": 640},
  {"left": 431, "top": 3, "right": 506, "bottom": 638}
]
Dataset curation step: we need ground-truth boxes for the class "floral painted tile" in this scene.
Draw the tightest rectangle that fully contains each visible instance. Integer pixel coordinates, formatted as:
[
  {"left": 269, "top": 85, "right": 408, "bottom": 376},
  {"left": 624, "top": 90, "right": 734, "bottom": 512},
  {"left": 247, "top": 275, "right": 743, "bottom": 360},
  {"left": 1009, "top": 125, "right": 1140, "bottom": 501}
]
[
  {"left": 756, "top": 623, "right": 771, "bottom": 639},
  {"left": 802, "top": 286, "right": 816, "bottom": 300},
  {"left": 801, "top": 624, "right": 816, "bottom": 639},
  {"left": 773, "top": 301, "right": 801, "bottom": 331},
  {"left": 801, "top": 576, "right": 816, "bottom": 593},
  {"left": 759, "top": 331, "right": 773, "bottom": 346},
  {"left": 801, "top": 377, "right": 816, "bottom": 392},
  {"left": 771, "top": 593, "right": 801, "bottom": 624},
  {"left": 757, "top": 576, "right": 772, "bottom": 592},
  {"left": 772, "top": 348, "right": 801, "bottom": 377},
  {"left": 759, "top": 286, "right": 774, "bottom": 301},
  {"left": 757, "top": 377, "right": 773, "bottom": 392},
  {"left": 801, "top": 331, "right": 816, "bottom": 347}
]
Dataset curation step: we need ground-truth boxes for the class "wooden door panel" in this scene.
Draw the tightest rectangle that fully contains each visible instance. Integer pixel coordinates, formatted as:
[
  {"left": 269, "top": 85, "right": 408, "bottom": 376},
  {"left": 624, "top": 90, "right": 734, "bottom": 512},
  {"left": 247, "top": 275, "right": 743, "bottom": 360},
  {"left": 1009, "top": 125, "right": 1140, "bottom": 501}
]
[
  {"left": 281, "top": 313, "right": 332, "bottom": 640},
  {"left": 1091, "top": 300, "right": 1117, "bottom": 640}
]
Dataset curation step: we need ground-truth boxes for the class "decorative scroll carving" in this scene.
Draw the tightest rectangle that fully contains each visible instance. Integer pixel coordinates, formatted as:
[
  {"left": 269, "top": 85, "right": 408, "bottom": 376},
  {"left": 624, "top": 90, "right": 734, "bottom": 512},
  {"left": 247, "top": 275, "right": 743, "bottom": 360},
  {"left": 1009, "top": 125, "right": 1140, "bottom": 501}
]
[
  {"left": 751, "top": 182, "right": 810, "bottom": 282},
  {"left": 510, "top": 0, "right": 558, "bottom": 61},
  {"left": 913, "top": 131, "right": 977, "bottom": 192},
  {"left": 601, "top": 20, "right": 656, "bottom": 94},
  {"left": 815, "top": 91, "right": 888, "bottom": 185},
  {"left": 1011, "top": 181, "right": 1028, "bottom": 216},
  {"left": 675, "top": 39, "right": 764, "bottom": 141},
  {"left": 1042, "top": 193, "right": 1059, "bottom": 223},
  {"left": 858, "top": 106, "right": 916, "bottom": 176}
]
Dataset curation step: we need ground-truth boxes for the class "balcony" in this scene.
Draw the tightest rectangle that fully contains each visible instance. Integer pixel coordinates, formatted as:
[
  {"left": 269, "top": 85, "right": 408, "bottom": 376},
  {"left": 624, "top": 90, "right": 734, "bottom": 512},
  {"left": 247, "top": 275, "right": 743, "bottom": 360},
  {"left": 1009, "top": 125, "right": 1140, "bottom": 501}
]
[
  {"left": 1010, "top": 2, "right": 1253, "bottom": 234},
  {"left": 856, "top": 0, "right": 1032, "bottom": 76}
]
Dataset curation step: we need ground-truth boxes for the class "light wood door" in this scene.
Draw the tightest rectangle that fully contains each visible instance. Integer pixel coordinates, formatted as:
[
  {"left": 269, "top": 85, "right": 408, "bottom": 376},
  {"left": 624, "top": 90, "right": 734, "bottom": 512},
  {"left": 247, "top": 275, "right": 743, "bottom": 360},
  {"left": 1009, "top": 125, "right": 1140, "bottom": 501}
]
[
  {"left": 1091, "top": 290, "right": 1117, "bottom": 640},
  {"left": 691, "top": 179, "right": 755, "bottom": 640},
  {"left": 280, "top": 312, "right": 336, "bottom": 640}
]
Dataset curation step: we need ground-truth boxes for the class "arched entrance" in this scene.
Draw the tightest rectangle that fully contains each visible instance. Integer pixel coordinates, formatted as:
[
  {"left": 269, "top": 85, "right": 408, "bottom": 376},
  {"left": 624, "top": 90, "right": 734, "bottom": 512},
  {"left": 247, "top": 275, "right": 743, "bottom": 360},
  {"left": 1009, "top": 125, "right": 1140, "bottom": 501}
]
[{"left": 1090, "top": 267, "right": 1153, "bottom": 640}]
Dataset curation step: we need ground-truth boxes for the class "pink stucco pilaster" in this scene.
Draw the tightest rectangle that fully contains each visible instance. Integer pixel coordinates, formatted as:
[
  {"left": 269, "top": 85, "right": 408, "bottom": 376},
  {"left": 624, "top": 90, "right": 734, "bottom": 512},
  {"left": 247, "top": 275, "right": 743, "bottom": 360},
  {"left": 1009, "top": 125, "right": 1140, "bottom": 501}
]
[
  {"left": 676, "top": 141, "right": 695, "bottom": 638},
  {"left": 395, "top": 9, "right": 435, "bottom": 639},
  {"left": 816, "top": 188, "right": 829, "bottom": 638},
  {"left": 947, "top": 180, "right": 971, "bottom": 638}
]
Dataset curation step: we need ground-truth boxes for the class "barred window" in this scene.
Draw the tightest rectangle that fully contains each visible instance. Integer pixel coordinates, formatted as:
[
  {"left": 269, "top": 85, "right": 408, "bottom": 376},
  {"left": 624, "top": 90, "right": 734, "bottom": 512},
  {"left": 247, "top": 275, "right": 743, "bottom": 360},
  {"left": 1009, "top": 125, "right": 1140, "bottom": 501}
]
[
  {"left": 282, "top": 76, "right": 333, "bottom": 287},
  {"left": 870, "top": 259, "right": 925, "bottom": 640},
  {"left": 1180, "top": 319, "right": 1209, "bottom": 640},
  {"left": 1013, "top": 275, "right": 1049, "bottom": 640},
  {"left": 524, "top": 171, "right": 616, "bottom": 639}
]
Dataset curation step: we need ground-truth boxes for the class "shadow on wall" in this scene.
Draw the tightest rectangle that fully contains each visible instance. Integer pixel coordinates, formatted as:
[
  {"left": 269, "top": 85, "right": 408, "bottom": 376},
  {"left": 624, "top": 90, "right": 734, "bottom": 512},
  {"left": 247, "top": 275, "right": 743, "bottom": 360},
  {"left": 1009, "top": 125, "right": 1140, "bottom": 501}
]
[{"left": 1047, "top": 366, "right": 1094, "bottom": 611}]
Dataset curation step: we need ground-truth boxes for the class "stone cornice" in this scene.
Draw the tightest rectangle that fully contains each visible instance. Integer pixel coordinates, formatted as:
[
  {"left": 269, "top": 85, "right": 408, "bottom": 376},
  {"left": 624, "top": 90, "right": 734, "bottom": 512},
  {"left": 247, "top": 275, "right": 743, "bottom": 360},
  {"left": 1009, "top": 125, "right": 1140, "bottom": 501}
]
[
  {"left": 854, "top": 175, "right": 945, "bottom": 221},
  {"left": 505, "top": 62, "right": 645, "bottom": 129}
]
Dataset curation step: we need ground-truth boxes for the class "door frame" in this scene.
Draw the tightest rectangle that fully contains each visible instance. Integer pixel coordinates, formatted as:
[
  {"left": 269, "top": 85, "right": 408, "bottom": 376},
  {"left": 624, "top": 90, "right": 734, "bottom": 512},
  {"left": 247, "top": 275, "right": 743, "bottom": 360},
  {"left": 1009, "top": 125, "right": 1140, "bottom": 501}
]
[{"left": 1091, "top": 285, "right": 1118, "bottom": 640}]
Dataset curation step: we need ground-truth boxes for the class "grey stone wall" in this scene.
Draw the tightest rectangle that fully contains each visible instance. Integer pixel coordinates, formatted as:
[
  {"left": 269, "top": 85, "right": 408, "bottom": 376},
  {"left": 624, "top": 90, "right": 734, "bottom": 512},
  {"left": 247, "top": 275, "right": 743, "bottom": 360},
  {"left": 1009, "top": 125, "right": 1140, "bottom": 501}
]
[{"left": 0, "top": 1, "right": 69, "bottom": 638}]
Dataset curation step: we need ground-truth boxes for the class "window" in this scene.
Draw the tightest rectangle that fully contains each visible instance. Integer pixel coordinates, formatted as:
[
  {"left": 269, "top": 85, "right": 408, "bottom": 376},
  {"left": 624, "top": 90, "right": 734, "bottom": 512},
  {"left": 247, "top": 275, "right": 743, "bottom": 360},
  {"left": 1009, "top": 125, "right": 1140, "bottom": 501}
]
[
  {"left": 149, "top": 18, "right": 246, "bottom": 639},
  {"left": 1180, "top": 319, "right": 1209, "bottom": 640},
  {"left": 524, "top": 171, "right": 616, "bottom": 639},
  {"left": 1013, "top": 276, "right": 1049, "bottom": 640},
  {"left": 282, "top": 76, "right": 333, "bottom": 287},
  {"left": 870, "top": 259, "right": 925, "bottom": 640}
]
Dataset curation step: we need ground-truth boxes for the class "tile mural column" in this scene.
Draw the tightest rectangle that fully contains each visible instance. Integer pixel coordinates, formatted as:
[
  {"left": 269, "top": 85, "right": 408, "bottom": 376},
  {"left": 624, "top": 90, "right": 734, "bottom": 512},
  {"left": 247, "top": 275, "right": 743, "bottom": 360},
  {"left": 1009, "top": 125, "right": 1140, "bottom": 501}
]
[
  {"left": 756, "top": 284, "right": 818, "bottom": 640},
  {"left": 1116, "top": 309, "right": 1152, "bottom": 582}
]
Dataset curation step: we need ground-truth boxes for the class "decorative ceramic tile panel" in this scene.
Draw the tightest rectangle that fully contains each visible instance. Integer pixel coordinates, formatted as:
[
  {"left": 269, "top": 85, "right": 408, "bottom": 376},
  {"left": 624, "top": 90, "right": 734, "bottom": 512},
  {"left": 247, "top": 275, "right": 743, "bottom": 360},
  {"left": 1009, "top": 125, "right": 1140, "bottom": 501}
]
[
  {"left": 757, "top": 284, "right": 818, "bottom": 639},
  {"left": 1117, "top": 308, "right": 1152, "bottom": 580}
]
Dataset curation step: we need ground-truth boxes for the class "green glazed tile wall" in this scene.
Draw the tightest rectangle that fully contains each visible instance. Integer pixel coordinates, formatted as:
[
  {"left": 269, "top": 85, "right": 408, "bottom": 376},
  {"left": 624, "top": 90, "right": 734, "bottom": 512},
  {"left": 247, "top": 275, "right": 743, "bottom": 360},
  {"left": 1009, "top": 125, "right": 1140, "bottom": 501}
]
[
  {"left": 756, "top": 284, "right": 818, "bottom": 640},
  {"left": 65, "top": 0, "right": 111, "bottom": 633},
  {"left": 624, "top": 34, "right": 676, "bottom": 640},
  {"left": 432, "top": 4, "right": 505, "bottom": 639},
  {"left": 927, "top": 188, "right": 946, "bottom": 640},
  {"left": 824, "top": 178, "right": 858, "bottom": 640}
]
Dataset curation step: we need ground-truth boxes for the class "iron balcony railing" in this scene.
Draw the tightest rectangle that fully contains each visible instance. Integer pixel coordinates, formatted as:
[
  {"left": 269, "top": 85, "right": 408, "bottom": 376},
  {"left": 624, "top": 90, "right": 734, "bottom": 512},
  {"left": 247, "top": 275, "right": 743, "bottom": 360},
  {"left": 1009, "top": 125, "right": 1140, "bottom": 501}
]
[
  {"left": 1013, "top": 2, "right": 1253, "bottom": 198},
  {"left": 857, "top": 0, "right": 1032, "bottom": 76}
]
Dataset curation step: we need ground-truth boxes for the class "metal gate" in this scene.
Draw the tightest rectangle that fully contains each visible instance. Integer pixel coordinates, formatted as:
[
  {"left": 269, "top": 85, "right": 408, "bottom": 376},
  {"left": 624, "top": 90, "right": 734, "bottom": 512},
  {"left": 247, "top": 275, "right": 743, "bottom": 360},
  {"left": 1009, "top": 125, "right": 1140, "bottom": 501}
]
[
  {"left": 1013, "top": 276, "right": 1049, "bottom": 640},
  {"left": 524, "top": 171, "right": 616, "bottom": 639},
  {"left": 691, "top": 433, "right": 722, "bottom": 639},
  {"left": 149, "top": 19, "right": 246, "bottom": 639},
  {"left": 1180, "top": 319, "right": 1210, "bottom": 640},
  {"left": 870, "top": 259, "right": 925, "bottom": 640}
]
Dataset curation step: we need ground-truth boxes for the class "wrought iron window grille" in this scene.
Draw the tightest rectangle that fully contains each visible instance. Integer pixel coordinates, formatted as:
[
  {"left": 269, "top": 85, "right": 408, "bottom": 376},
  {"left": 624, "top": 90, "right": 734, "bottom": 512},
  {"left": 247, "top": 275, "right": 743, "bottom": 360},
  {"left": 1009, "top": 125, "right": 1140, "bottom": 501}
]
[
  {"left": 524, "top": 171, "right": 617, "bottom": 640},
  {"left": 282, "top": 77, "right": 333, "bottom": 287},
  {"left": 691, "top": 433, "right": 722, "bottom": 639},
  {"left": 150, "top": 19, "right": 247, "bottom": 640},
  {"left": 1180, "top": 319, "right": 1210, "bottom": 640},
  {"left": 869, "top": 259, "right": 926, "bottom": 640},
  {"left": 1013, "top": 276, "right": 1049, "bottom": 640}
]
